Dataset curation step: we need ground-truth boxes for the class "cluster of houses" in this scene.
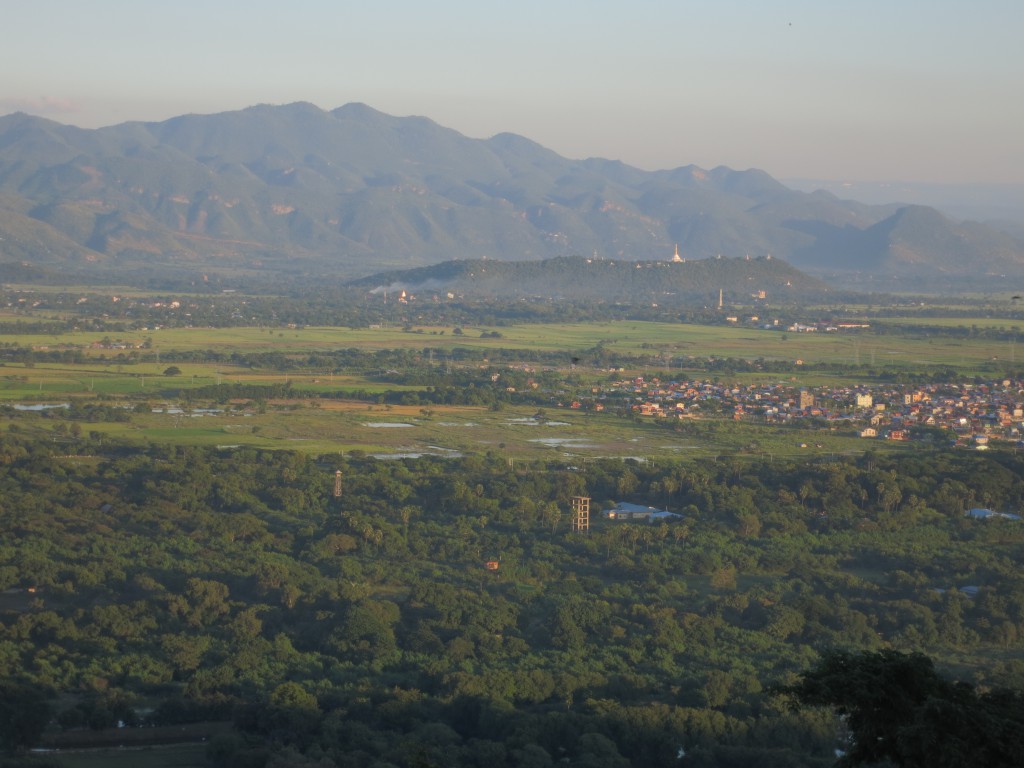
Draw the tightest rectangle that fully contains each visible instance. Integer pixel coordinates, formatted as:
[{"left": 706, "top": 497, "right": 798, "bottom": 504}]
[
  {"left": 719, "top": 315, "right": 872, "bottom": 333},
  {"left": 587, "top": 376, "right": 1024, "bottom": 447},
  {"left": 967, "top": 508, "right": 1023, "bottom": 521},
  {"left": 603, "top": 502, "right": 682, "bottom": 522}
]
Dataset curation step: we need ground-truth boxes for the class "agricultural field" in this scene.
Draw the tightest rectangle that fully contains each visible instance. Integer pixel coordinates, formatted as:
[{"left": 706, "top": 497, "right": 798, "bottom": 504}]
[
  {"left": 4, "top": 393, "right": 883, "bottom": 464},
  {"left": 874, "top": 315, "right": 1024, "bottom": 330},
  {"left": 0, "top": 335, "right": 987, "bottom": 468},
  {"left": 1, "top": 313, "right": 1015, "bottom": 463},
  {"left": 3, "top": 316, "right": 1023, "bottom": 369}
]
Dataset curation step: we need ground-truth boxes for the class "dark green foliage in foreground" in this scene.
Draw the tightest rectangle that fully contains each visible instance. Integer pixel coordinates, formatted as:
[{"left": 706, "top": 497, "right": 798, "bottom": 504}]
[
  {"left": 0, "top": 682, "right": 51, "bottom": 754},
  {"left": 2, "top": 432, "right": 1024, "bottom": 765},
  {"left": 777, "top": 649, "right": 1024, "bottom": 768}
]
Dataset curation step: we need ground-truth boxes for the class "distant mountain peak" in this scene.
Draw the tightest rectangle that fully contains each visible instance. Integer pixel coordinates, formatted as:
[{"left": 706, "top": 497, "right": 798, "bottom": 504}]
[
  {"left": 248, "top": 101, "right": 326, "bottom": 116},
  {"left": 0, "top": 101, "right": 1020, "bottom": 292},
  {"left": 331, "top": 102, "right": 385, "bottom": 118}
]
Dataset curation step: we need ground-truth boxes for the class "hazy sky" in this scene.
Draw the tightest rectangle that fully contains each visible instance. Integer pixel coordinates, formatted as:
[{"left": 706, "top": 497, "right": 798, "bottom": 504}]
[{"left": 3, "top": 0, "right": 1021, "bottom": 184}]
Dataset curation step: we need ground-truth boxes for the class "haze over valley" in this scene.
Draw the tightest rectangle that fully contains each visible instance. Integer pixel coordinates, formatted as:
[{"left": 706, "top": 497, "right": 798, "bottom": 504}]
[{"left": 2, "top": 102, "right": 1023, "bottom": 294}]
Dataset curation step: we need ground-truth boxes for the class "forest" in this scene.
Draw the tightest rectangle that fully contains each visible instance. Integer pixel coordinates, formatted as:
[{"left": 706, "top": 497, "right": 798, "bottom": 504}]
[{"left": 3, "top": 425, "right": 1024, "bottom": 766}]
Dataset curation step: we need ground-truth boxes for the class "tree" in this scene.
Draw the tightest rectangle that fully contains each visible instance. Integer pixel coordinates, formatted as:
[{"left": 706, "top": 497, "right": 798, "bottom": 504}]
[
  {"left": 776, "top": 649, "right": 1024, "bottom": 768},
  {"left": 183, "top": 578, "right": 231, "bottom": 628},
  {"left": 573, "top": 733, "right": 630, "bottom": 768},
  {"left": 0, "top": 681, "right": 52, "bottom": 753},
  {"left": 163, "top": 366, "right": 182, "bottom": 376},
  {"left": 542, "top": 501, "right": 562, "bottom": 533}
]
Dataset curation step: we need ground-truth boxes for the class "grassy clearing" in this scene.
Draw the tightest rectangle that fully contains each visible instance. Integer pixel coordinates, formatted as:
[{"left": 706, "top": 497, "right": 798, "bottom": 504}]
[
  {"left": 0, "top": 364, "right": 423, "bottom": 401},
  {"left": 45, "top": 744, "right": 209, "bottom": 768},
  {"left": 38, "top": 721, "right": 231, "bottom": 768},
  {"left": 876, "top": 316, "right": 1024, "bottom": 330}
]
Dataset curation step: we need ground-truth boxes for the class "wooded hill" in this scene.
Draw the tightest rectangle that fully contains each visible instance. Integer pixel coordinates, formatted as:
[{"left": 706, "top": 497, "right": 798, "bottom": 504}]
[
  {"left": 1, "top": 103, "right": 1022, "bottom": 291},
  {"left": 350, "top": 254, "right": 830, "bottom": 303}
]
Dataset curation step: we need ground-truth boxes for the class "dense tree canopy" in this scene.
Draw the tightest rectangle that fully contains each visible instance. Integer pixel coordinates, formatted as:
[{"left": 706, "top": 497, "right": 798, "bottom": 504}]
[
  {"left": 777, "top": 649, "right": 1024, "bottom": 768},
  {"left": 1, "top": 430, "right": 1023, "bottom": 765}
]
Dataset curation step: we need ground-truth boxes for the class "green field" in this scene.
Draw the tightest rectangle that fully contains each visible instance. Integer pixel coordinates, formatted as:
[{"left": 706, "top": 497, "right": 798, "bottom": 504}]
[
  {"left": 4, "top": 318, "right": 1022, "bottom": 369},
  {"left": 876, "top": 316, "right": 1024, "bottom": 329},
  {"left": 8, "top": 393, "right": 896, "bottom": 465},
  {"left": 34, "top": 720, "right": 231, "bottom": 767}
]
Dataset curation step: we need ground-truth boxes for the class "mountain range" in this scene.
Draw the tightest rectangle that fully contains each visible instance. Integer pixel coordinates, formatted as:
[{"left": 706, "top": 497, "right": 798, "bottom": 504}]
[{"left": 1, "top": 101, "right": 1022, "bottom": 292}]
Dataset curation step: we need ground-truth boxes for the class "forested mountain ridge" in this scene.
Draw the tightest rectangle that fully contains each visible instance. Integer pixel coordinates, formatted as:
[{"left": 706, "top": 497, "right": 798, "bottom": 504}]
[{"left": 1, "top": 102, "right": 1021, "bottom": 290}]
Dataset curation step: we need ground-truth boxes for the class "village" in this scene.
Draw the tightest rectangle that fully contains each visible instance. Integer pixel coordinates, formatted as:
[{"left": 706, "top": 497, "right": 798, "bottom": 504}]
[{"left": 575, "top": 375, "right": 1024, "bottom": 448}]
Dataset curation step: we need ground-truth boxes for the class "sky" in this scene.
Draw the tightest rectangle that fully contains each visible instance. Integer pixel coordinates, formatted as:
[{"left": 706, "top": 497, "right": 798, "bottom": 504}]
[{"left": 2, "top": 0, "right": 1022, "bottom": 185}]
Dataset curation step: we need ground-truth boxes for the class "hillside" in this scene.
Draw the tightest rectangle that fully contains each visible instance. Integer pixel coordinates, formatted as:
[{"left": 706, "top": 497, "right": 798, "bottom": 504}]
[
  {"left": 350, "top": 254, "right": 829, "bottom": 303},
  {"left": 0, "top": 102, "right": 1022, "bottom": 291}
]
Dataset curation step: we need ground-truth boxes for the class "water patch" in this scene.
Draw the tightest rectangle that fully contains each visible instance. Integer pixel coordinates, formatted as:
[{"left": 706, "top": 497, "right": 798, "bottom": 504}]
[
  {"left": 153, "top": 407, "right": 224, "bottom": 415},
  {"left": 364, "top": 422, "right": 415, "bottom": 428},
  {"left": 505, "top": 418, "right": 571, "bottom": 427},
  {"left": 426, "top": 446, "right": 464, "bottom": 456},
  {"left": 370, "top": 448, "right": 464, "bottom": 459},
  {"left": 529, "top": 437, "right": 596, "bottom": 447},
  {"left": 439, "top": 422, "right": 478, "bottom": 427}
]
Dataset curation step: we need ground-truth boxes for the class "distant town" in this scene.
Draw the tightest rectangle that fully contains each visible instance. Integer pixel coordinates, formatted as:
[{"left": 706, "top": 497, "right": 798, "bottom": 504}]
[{"left": 568, "top": 375, "right": 1024, "bottom": 448}]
